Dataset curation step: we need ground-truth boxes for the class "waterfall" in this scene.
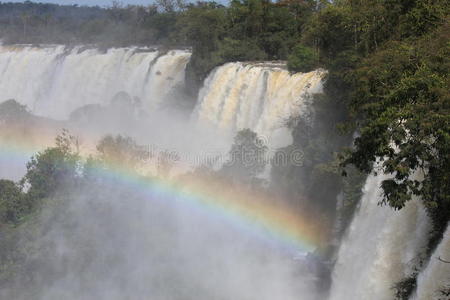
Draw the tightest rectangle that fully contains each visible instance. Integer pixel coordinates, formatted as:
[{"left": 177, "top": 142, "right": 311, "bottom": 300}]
[
  {"left": 1, "top": 41, "right": 447, "bottom": 300},
  {"left": 192, "top": 62, "right": 325, "bottom": 147},
  {"left": 0, "top": 45, "right": 190, "bottom": 119},
  {"left": 411, "top": 225, "right": 450, "bottom": 299},
  {"left": 329, "top": 173, "right": 431, "bottom": 300}
]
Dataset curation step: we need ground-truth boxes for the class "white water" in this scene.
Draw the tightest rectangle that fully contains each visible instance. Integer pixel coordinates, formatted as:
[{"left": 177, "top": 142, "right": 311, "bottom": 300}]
[
  {"left": 0, "top": 46, "right": 329, "bottom": 178},
  {"left": 0, "top": 45, "right": 190, "bottom": 119},
  {"left": 0, "top": 46, "right": 326, "bottom": 153},
  {"left": 192, "top": 62, "right": 325, "bottom": 148},
  {"left": 1, "top": 45, "right": 446, "bottom": 299},
  {"left": 412, "top": 224, "right": 450, "bottom": 300},
  {"left": 330, "top": 173, "right": 431, "bottom": 300}
]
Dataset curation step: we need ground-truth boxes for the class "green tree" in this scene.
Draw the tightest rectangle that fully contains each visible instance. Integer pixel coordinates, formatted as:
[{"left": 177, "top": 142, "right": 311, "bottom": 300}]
[
  {"left": 96, "top": 135, "right": 148, "bottom": 170},
  {"left": 287, "top": 44, "right": 317, "bottom": 72},
  {"left": 301, "top": 0, "right": 449, "bottom": 218},
  {"left": 217, "top": 37, "right": 267, "bottom": 62},
  {"left": 21, "top": 130, "right": 80, "bottom": 201},
  {"left": 344, "top": 31, "right": 449, "bottom": 212},
  {"left": 0, "top": 99, "right": 30, "bottom": 123},
  {"left": 176, "top": 3, "right": 227, "bottom": 88},
  {"left": 0, "top": 180, "right": 24, "bottom": 224},
  {"left": 222, "top": 129, "right": 268, "bottom": 184}
]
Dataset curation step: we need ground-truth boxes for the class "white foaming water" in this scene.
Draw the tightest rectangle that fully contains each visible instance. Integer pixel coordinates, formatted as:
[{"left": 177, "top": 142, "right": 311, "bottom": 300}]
[
  {"left": 0, "top": 45, "right": 190, "bottom": 119},
  {"left": 411, "top": 224, "right": 450, "bottom": 300},
  {"left": 329, "top": 173, "right": 431, "bottom": 300},
  {"left": 192, "top": 62, "right": 325, "bottom": 148},
  {"left": 1, "top": 44, "right": 446, "bottom": 300}
]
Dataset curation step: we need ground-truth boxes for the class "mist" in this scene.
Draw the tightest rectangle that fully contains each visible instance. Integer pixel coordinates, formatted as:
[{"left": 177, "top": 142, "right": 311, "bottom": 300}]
[
  {"left": 0, "top": 177, "right": 316, "bottom": 300},
  {"left": 1, "top": 2, "right": 449, "bottom": 297},
  {"left": 0, "top": 44, "right": 326, "bottom": 300}
]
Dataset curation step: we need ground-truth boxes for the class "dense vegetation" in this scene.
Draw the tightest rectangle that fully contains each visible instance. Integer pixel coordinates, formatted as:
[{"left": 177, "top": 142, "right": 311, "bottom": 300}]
[
  {"left": 0, "top": 0, "right": 321, "bottom": 87},
  {"left": 302, "top": 0, "right": 450, "bottom": 253},
  {"left": 1, "top": 0, "right": 447, "bottom": 212},
  {"left": 269, "top": 0, "right": 450, "bottom": 246},
  {"left": 296, "top": 1, "right": 449, "bottom": 295},
  {"left": 0, "top": 0, "right": 449, "bottom": 297}
]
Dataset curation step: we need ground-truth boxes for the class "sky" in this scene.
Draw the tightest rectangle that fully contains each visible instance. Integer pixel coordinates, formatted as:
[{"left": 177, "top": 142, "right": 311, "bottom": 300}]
[{"left": 1, "top": 0, "right": 159, "bottom": 7}]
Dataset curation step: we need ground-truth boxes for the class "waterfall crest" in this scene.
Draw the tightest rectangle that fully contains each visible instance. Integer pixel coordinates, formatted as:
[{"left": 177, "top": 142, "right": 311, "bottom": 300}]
[
  {"left": 329, "top": 174, "right": 431, "bottom": 300},
  {"left": 0, "top": 45, "right": 190, "bottom": 119},
  {"left": 192, "top": 62, "right": 325, "bottom": 145}
]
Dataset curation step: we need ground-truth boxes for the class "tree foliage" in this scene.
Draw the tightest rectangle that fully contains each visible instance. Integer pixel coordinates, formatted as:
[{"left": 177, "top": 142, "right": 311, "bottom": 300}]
[
  {"left": 96, "top": 135, "right": 148, "bottom": 170},
  {"left": 291, "top": 2, "right": 450, "bottom": 265},
  {"left": 287, "top": 44, "right": 317, "bottom": 72},
  {"left": 0, "top": 99, "right": 30, "bottom": 123},
  {"left": 222, "top": 129, "right": 268, "bottom": 184},
  {"left": 21, "top": 130, "right": 80, "bottom": 201},
  {"left": 176, "top": 0, "right": 318, "bottom": 88},
  {"left": 0, "top": 180, "right": 24, "bottom": 224},
  {"left": 296, "top": 0, "right": 450, "bottom": 215},
  {"left": 0, "top": 0, "right": 448, "bottom": 262}
]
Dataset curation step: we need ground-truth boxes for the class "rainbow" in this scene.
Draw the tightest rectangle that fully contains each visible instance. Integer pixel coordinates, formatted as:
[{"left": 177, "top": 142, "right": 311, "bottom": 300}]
[{"left": 0, "top": 131, "right": 328, "bottom": 254}]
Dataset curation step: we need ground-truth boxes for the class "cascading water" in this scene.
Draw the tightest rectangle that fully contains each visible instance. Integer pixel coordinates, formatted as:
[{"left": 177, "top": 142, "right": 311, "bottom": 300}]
[
  {"left": 411, "top": 225, "right": 450, "bottom": 299},
  {"left": 1, "top": 43, "right": 447, "bottom": 299},
  {"left": 0, "top": 45, "right": 190, "bottom": 119},
  {"left": 329, "top": 173, "right": 431, "bottom": 300},
  {"left": 192, "top": 62, "right": 325, "bottom": 148}
]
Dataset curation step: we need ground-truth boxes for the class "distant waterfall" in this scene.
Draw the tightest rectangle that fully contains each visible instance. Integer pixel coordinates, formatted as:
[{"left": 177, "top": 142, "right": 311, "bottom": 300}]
[
  {"left": 192, "top": 62, "right": 325, "bottom": 146},
  {"left": 329, "top": 174, "right": 431, "bottom": 300},
  {"left": 0, "top": 45, "right": 190, "bottom": 119},
  {"left": 411, "top": 225, "right": 450, "bottom": 299}
]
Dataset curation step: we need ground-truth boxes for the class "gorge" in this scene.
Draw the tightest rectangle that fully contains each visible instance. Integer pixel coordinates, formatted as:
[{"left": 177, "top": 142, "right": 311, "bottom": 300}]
[{"left": 0, "top": 43, "right": 448, "bottom": 299}]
